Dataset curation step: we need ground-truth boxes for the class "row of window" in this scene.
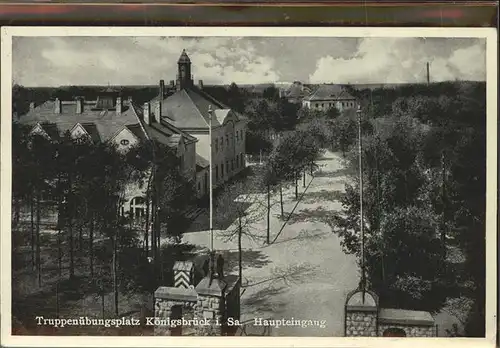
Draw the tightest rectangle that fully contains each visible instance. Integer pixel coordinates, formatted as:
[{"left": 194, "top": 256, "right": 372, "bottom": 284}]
[
  {"left": 214, "top": 153, "right": 245, "bottom": 182},
  {"left": 214, "top": 130, "right": 244, "bottom": 153},
  {"left": 314, "top": 101, "right": 356, "bottom": 109}
]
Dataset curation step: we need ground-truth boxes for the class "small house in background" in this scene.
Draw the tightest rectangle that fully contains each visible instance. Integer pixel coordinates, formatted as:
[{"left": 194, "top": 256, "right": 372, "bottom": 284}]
[
  {"left": 279, "top": 81, "right": 312, "bottom": 104},
  {"left": 302, "top": 84, "right": 357, "bottom": 112}
]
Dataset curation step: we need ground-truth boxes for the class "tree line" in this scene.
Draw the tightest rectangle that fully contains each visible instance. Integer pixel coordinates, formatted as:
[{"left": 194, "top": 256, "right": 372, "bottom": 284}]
[
  {"left": 331, "top": 81, "right": 486, "bottom": 336},
  {"left": 12, "top": 123, "right": 196, "bottom": 317},
  {"left": 214, "top": 121, "right": 325, "bottom": 285}
]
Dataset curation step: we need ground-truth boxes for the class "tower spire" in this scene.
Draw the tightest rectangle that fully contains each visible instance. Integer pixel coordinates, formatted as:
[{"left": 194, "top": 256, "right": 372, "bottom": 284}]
[{"left": 176, "top": 49, "right": 193, "bottom": 90}]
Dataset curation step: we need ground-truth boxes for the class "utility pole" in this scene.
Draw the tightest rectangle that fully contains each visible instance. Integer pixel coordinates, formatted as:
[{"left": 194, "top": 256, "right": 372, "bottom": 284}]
[
  {"left": 357, "top": 104, "right": 366, "bottom": 304},
  {"left": 208, "top": 105, "right": 215, "bottom": 281}
]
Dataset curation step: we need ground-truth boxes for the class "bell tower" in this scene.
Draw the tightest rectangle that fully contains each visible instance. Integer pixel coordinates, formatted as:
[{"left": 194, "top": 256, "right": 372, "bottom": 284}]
[{"left": 177, "top": 49, "right": 193, "bottom": 91}]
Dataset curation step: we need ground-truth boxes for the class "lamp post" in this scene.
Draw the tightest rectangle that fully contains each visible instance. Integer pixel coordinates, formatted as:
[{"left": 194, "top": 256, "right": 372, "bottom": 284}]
[
  {"left": 208, "top": 105, "right": 215, "bottom": 277},
  {"left": 357, "top": 104, "right": 365, "bottom": 304}
]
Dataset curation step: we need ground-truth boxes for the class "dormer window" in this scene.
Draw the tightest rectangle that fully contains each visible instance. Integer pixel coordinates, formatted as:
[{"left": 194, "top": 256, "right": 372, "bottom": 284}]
[{"left": 121, "top": 139, "right": 130, "bottom": 146}]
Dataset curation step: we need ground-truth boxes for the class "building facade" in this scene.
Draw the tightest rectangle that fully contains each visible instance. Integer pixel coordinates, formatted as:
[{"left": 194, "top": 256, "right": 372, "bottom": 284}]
[
  {"left": 19, "top": 87, "right": 199, "bottom": 220},
  {"left": 302, "top": 84, "right": 357, "bottom": 112},
  {"left": 20, "top": 49, "right": 248, "bottom": 220},
  {"left": 279, "top": 81, "right": 312, "bottom": 104},
  {"left": 148, "top": 49, "right": 248, "bottom": 196}
]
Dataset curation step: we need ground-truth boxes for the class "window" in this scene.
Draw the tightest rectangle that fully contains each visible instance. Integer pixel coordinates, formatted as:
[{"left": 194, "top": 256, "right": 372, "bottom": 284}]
[
  {"left": 321, "top": 103, "right": 324, "bottom": 108},
  {"left": 221, "top": 163, "right": 224, "bottom": 177},
  {"left": 241, "top": 130, "right": 244, "bottom": 141},
  {"left": 120, "top": 139, "right": 130, "bottom": 146},
  {"left": 130, "top": 196, "right": 146, "bottom": 220},
  {"left": 226, "top": 134, "right": 229, "bottom": 146},
  {"left": 236, "top": 131, "right": 239, "bottom": 143},
  {"left": 198, "top": 182, "right": 201, "bottom": 191},
  {"left": 226, "top": 160, "right": 229, "bottom": 174},
  {"left": 180, "top": 155, "right": 184, "bottom": 170},
  {"left": 133, "top": 197, "right": 145, "bottom": 205},
  {"left": 215, "top": 165, "right": 219, "bottom": 180},
  {"left": 315, "top": 103, "right": 319, "bottom": 108},
  {"left": 231, "top": 159, "right": 234, "bottom": 171},
  {"left": 215, "top": 138, "right": 219, "bottom": 152},
  {"left": 220, "top": 136, "right": 224, "bottom": 149},
  {"left": 135, "top": 208, "right": 145, "bottom": 218}
]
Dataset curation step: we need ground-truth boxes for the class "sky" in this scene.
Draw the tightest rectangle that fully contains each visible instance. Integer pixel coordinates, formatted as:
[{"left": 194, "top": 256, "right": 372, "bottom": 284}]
[{"left": 12, "top": 36, "right": 486, "bottom": 87}]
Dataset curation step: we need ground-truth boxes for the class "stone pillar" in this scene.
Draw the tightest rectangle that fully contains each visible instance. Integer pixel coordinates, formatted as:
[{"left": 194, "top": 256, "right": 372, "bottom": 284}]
[
  {"left": 194, "top": 276, "right": 227, "bottom": 336},
  {"left": 344, "top": 289, "right": 379, "bottom": 337},
  {"left": 154, "top": 286, "right": 198, "bottom": 336},
  {"left": 345, "top": 310, "right": 378, "bottom": 337}
]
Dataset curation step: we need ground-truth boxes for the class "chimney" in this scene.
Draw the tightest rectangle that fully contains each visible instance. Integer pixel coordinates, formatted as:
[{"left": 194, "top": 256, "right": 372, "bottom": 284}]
[
  {"left": 143, "top": 102, "right": 151, "bottom": 125},
  {"left": 116, "top": 97, "right": 122, "bottom": 114},
  {"left": 29, "top": 102, "right": 35, "bottom": 110},
  {"left": 159, "top": 80, "right": 165, "bottom": 99},
  {"left": 54, "top": 98, "right": 61, "bottom": 114},
  {"left": 198, "top": 80, "right": 204, "bottom": 89},
  {"left": 76, "top": 97, "right": 83, "bottom": 114},
  {"left": 154, "top": 101, "right": 161, "bottom": 123},
  {"left": 170, "top": 80, "right": 175, "bottom": 88}
]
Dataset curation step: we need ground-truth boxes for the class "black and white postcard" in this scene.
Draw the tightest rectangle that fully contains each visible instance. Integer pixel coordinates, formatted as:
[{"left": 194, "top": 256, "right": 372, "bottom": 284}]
[{"left": 1, "top": 27, "right": 497, "bottom": 348}]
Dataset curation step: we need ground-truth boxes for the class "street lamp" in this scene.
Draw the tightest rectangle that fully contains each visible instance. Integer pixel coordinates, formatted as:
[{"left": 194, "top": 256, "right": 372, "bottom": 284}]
[
  {"left": 208, "top": 105, "right": 215, "bottom": 278},
  {"left": 356, "top": 104, "right": 365, "bottom": 304}
]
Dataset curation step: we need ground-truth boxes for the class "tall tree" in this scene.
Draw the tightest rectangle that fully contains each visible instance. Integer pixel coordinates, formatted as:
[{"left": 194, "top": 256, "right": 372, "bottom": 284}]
[{"left": 215, "top": 179, "right": 265, "bottom": 283}]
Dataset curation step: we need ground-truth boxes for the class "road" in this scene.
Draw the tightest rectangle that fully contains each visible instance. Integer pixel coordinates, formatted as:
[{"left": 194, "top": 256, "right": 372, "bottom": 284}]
[{"left": 182, "top": 150, "right": 359, "bottom": 336}]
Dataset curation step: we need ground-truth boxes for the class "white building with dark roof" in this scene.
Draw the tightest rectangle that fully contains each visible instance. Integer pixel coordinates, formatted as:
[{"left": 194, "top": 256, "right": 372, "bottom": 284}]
[
  {"left": 19, "top": 49, "right": 248, "bottom": 218},
  {"left": 302, "top": 84, "right": 357, "bottom": 112},
  {"left": 148, "top": 49, "right": 248, "bottom": 194}
]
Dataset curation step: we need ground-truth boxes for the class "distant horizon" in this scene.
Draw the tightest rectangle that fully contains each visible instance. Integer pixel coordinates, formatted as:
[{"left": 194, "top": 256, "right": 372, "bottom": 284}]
[
  {"left": 14, "top": 79, "right": 485, "bottom": 89},
  {"left": 13, "top": 36, "right": 486, "bottom": 87}
]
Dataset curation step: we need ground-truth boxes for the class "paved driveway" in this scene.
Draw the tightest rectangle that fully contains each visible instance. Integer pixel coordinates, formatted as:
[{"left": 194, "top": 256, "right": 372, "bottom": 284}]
[{"left": 182, "top": 151, "right": 359, "bottom": 336}]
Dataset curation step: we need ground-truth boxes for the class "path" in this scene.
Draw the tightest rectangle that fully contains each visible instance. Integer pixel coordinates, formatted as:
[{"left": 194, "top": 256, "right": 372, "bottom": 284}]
[{"left": 182, "top": 151, "right": 359, "bottom": 336}]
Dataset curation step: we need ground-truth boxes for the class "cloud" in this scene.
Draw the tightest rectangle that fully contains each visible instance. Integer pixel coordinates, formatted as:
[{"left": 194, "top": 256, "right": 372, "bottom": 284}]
[
  {"left": 308, "top": 38, "right": 486, "bottom": 84},
  {"left": 14, "top": 36, "right": 280, "bottom": 86},
  {"left": 13, "top": 36, "right": 484, "bottom": 87}
]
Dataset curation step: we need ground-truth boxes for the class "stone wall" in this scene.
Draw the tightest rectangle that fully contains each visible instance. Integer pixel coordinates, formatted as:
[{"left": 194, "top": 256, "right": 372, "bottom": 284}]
[
  {"left": 194, "top": 294, "right": 224, "bottom": 336},
  {"left": 345, "top": 311, "right": 377, "bottom": 337},
  {"left": 378, "top": 323, "right": 436, "bottom": 337},
  {"left": 154, "top": 287, "right": 197, "bottom": 336}
]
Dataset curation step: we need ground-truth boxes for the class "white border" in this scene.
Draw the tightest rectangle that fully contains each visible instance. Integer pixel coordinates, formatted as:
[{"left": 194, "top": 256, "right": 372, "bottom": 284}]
[{"left": 1, "top": 26, "right": 497, "bottom": 348}]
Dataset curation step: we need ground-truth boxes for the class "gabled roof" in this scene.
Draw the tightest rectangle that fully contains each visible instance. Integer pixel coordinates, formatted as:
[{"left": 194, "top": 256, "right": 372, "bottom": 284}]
[
  {"left": 304, "top": 84, "right": 356, "bottom": 101},
  {"left": 20, "top": 98, "right": 195, "bottom": 150},
  {"left": 73, "top": 123, "right": 101, "bottom": 143},
  {"left": 196, "top": 153, "right": 210, "bottom": 171},
  {"left": 151, "top": 86, "right": 241, "bottom": 130},
  {"left": 283, "top": 81, "right": 312, "bottom": 99},
  {"left": 21, "top": 100, "right": 140, "bottom": 141}
]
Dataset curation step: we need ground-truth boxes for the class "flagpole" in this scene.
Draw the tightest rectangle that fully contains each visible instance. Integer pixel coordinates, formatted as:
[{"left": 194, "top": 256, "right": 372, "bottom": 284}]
[
  {"left": 208, "top": 105, "right": 214, "bottom": 276},
  {"left": 357, "top": 104, "right": 365, "bottom": 304}
]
